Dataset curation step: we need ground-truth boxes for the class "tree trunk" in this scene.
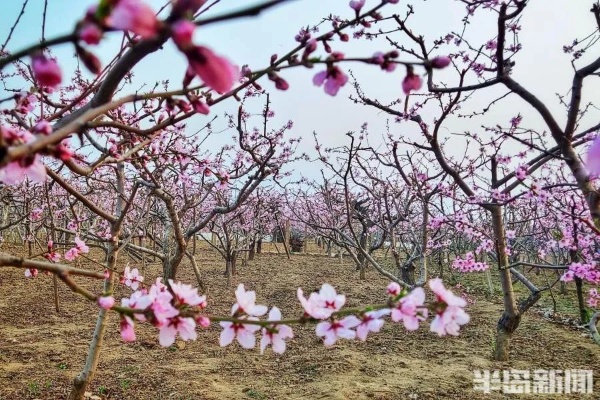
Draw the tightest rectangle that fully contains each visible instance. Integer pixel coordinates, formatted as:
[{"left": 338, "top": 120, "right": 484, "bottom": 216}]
[
  {"left": 68, "top": 163, "right": 125, "bottom": 400},
  {"left": 248, "top": 238, "right": 256, "bottom": 260},
  {"left": 224, "top": 256, "right": 233, "bottom": 286},
  {"left": 357, "top": 228, "right": 367, "bottom": 280},
  {"left": 231, "top": 251, "right": 238, "bottom": 276},
  {"left": 401, "top": 261, "right": 415, "bottom": 286},
  {"left": 494, "top": 312, "right": 521, "bottom": 361},
  {"left": 490, "top": 206, "right": 520, "bottom": 361},
  {"left": 575, "top": 277, "right": 589, "bottom": 323},
  {"left": 416, "top": 200, "right": 429, "bottom": 285}
]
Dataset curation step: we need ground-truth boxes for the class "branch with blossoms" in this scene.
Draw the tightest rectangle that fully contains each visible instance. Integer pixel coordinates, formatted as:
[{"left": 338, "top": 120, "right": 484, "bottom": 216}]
[
  {"left": 0, "top": 237, "right": 470, "bottom": 351},
  {"left": 45, "top": 261, "right": 471, "bottom": 351},
  {"left": 0, "top": 0, "right": 454, "bottom": 184}
]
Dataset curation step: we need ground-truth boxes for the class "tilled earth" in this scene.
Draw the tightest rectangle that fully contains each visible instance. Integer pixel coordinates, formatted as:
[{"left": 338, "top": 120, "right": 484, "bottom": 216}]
[{"left": 0, "top": 244, "right": 598, "bottom": 399}]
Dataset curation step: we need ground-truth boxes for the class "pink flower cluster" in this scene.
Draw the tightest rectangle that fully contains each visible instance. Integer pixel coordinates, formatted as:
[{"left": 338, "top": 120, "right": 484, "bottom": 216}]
[
  {"left": 219, "top": 284, "right": 291, "bottom": 353},
  {"left": 451, "top": 252, "right": 489, "bottom": 272},
  {"left": 515, "top": 164, "right": 528, "bottom": 180},
  {"left": 313, "top": 55, "right": 349, "bottom": 97},
  {"left": 64, "top": 237, "right": 90, "bottom": 261},
  {"left": 0, "top": 127, "right": 46, "bottom": 185},
  {"left": 45, "top": 240, "right": 61, "bottom": 263},
  {"left": 108, "top": 279, "right": 469, "bottom": 353},
  {"left": 31, "top": 54, "right": 62, "bottom": 88},
  {"left": 429, "top": 279, "right": 470, "bottom": 336},
  {"left": 561, "top": 262, "right": 600, "bottom": 285},
  {"left": 108, "top": 0, "right": 159, "bottom": 39},
  {"left": 119, "top": 277, "right": 207, "bottom": 346},
  {"left": 170, "top": 19, "right": 239, "bottom": 95}
]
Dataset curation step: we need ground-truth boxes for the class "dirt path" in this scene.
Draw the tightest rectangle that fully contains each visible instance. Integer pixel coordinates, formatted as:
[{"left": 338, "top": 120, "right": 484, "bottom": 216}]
[{"left": 0, "top": 247, "right": 598, "bottom": 399}]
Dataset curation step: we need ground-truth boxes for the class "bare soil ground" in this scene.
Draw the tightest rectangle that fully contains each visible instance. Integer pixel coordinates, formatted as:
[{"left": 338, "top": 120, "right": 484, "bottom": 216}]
[{"left": 0, "top": 243, "right": 598, "bottom": 399}]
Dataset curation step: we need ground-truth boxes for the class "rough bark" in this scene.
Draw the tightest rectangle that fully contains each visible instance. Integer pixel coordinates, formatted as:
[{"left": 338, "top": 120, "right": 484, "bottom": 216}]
[
  {"left": 490, "top": 206, "right": 521, "bottom": 361},
  {"left": 68, "top": 163, "right": 125, "bottom": 400}
]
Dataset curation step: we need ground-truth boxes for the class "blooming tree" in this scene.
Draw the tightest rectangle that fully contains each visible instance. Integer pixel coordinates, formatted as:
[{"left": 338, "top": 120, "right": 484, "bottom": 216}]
[{"left": 0, "top": 1, "right": 473, "bottom": 399}]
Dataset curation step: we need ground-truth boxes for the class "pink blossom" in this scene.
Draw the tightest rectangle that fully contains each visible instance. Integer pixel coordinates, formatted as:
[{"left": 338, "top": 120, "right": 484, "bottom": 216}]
[
  {"left": 386, "top": 282, "right": 401, "bottom": 297},
  {"left": 391, "top": 287, "right": 428, "bottom": 330},
  {"left": 561, "top": 262, "right": 600, "bottom": 284},
  {"left": 402, "top": 72, "right": 422, "bottom": 95},
  {"left": 98, "top": 296, "right": 115, "bottom": 310},
  {"left": 171, "top": 20, "right": 195, "bottom": 48},
  {"left": 159, "top": 316, "right": 197, "bottom": 347},
  {"left": 149, "top": 294, "right": 179, "bottom": 326},
  {"left": 316, "top": 316, "right": 360, "bottom": 346},
  {"left": 34, "top": 120, "right": 52, "bottom": 135},
  {"left": 451, "top": 252, "right": 489, "bottom": 272},
  {"left": 191, "top": 99, "right": 210, "bottom": 115},
  {"left": 0, "top": 156, "right": 47, "bottom": 185},
  {"left": 31, "top": 54, "right": 62, "bottom": 88},
  {"left": 123, "top": 266, "right": 144, "bottom": 290},
  {"left": 260, "top": 307, "right": 294, "bottom": 354},
  {"left": 587, "top": 137, "right": 600, "bottom": 175},
  {"left": 430, "top": 306, "right": 470, "bottom": 336},
  {"left": 515, "top": 165, "right": 527, "bottom": 180},
  {"left": 30, "top": 208, "right": 43, "bottom": 220},
  {"left": 430, "top": 278, "right": 467, "bottom": 307},
  {"left": 297, "top": 283, "right": 345, "bottom": 319},
  {"left": 349, "top": 0, "right": 366, "bottom": 11},
  {"left": 121, "top": 290, "right": 153, "bottom": 322},
  {"left": 273, "top": 76, "right": 289, "bottom": 90},
  {"left": 429, "top": 279, "right": 470, "bottom": 336},
  {"left": 234, "top": 284, "right": 267, "bottom": 316},
  {"left": 186, "top": 46, "right": 239, "bottom": 94},
  {"left": 215, "top": 171, "right": 230, "bottom": 190},
  {"left": 120, "top": 316, "right": 136, "bottom": 342},
  {"left": 15, "top": 92, "right": 36, "bottom": 114},
  {"left": 79, "top": 23, "right": 103, "bottom": 45},
  {"left": 74, "top": 237, "right": 89, "bottom": 253},
  {"left": 109, "top": 0, "right": 159, "bottom": 39},
  {"left": 297, "top": 287, "right": 327, "bottom": 319},
  {"left": 431, "top": 56, "right": 451, "bottom": 69},
  {"left": 196, "top": 315, "right": 210, "bottom": 328},
  {"left": 485, "top": 39, "right": 498, "bottom": 50},
  {"left": 64, "top": 248, "right": 80, "bottom": 261},
  {"left": 24, "top": 268, "right": 38, "bottom": 278},
  {"left": 55, "top": 142, "right": 74, "bottom": 162},
  {"left": 356, "top": 310, "right": 389, "bottom": 340},
  {"left": 45, "top": 251, "right": 61, "bottom": 263},
  {"left": 168, "top": 279, "right": 206, "bottom": 307},
  {"left": 316, "top": 283, "right": 345, "bottom": 313},
  {"left": 219, "top": 317, "right": 261, "bottom": 349},
  {"left": 313, "top": 66, "right": 349, "bottom": 96}
]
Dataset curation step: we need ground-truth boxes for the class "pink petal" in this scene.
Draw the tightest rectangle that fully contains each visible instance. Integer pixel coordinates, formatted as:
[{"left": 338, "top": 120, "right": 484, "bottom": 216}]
[
  {"left": 271, "top": 337, "right": 287, "bottom": 354},
  {"left": 236, "top": 329, "right": 256, "bottom": 349},
  {"left": 312, "top": 70, "right": 327, "bottom": 87},
  {"left": 219, "top": 323, "right": 235, "bottom": 347},
  {"left": 159, "top": 324, "right": 178, "bottom": 347}
]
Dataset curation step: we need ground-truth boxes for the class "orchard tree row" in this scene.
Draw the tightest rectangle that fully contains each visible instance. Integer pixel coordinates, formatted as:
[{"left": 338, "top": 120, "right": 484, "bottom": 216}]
[{"left": 0, "top": 1, "right": 599, "bottom": 399}]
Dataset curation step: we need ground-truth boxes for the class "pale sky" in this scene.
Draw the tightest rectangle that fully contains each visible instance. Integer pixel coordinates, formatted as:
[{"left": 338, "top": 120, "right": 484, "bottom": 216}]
[{"left": 1, "top": 0, "right": 598, "bottom": 181}]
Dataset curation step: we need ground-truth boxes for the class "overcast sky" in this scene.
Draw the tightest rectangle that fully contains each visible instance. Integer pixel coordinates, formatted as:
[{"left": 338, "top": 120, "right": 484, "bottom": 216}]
[{"left": 1, "top": 0, "right": 598, "bottom": 181}]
